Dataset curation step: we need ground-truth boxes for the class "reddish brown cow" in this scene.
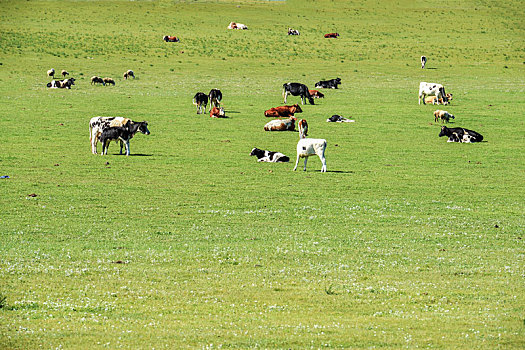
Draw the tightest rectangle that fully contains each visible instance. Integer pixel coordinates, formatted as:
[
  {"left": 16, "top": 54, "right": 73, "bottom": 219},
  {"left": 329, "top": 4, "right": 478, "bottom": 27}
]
[
  {"left": 324, "top": 33, "right": 340, "bottom": 38},
  {"left": 163, "top": 35, "right": 180, "bottom": 42},
  {"left": 264, "top": 104, "right": 302, "bottom": 118},
  {"left": 308, "top": 90, "right": 325, "bottom": 99},
  {"left": 210, "top": 107, "right": 225, "bottom": 118}
]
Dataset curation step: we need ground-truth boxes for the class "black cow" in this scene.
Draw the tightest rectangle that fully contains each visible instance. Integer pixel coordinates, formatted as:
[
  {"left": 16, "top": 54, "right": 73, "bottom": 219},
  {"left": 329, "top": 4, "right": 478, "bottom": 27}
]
[
  {"left": 315, "top": 78, "right": 341, "bottom": 89},
  {"left": 283, "top": 83, "right": 315, "bottom": 105},
  {"left": 98, "top": 120, "right": 150, "bottom": 156},
  {"left": 208, "top": 89, "right": 222, "bottom": 109},
  {"left": 439, "top": 126, "right": 483, "bottom": 143},
  {"left": 193, "top": 92, "right": 208, "bottom": 114},
  {"left": 250, "top": 148, "right": 290, "bottom": 163},
  {"left": 326, "top": 115, "right": 354, "bottom": 123}
]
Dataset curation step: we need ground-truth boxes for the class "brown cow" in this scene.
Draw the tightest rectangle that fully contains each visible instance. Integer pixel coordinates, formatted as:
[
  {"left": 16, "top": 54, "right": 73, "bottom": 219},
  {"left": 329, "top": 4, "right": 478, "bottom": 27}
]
[
  {"left": 163, "top": 35, "right": 180, "bottom": 42},
  {"left": 324, "top": 33, "right": 340, "bottom": 38},
  {"left": 264, "top": 104, "right": 302, "bottom": 118},
  {"left": 210, "top": 107, "right": 225, "bottom": 118},
  {"left": 425, "top": 93, "right": 453, "bottom": 105},
  {"left": 308, "top": 90, "right": 325, "bottom": 99}
]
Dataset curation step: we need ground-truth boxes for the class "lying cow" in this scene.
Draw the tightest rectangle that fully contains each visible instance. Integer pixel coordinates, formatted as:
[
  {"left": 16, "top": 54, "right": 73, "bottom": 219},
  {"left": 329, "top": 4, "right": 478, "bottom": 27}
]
[
  {"left": 425, "top": 93, "right": 453, "bottom": 105},
  {"left": 210, "top": 107, "right": 225, "bottom": 118},
  {"left": 98, "top": 120, "right": 150, "bottom": 156},
  {"left": 250, "top": 148, "right": 290, "bottom": 163},
  {"left": 89, "top": 117, "right": 150, "bottom": 154},
  {"left": 163, "top": 35, "right": 180, "bottom": 42},
  {"left": 439, "top": 126, "right": 483, "bottom": 143},
  {"left": 193, "top": 92, "right": 208, "bottom": 114},
  {"left": 264, "top": 117, "right": 296, "bottom": 131},
  {"left": 228, "top": 22, "right": 247, "bottom": 30},
  {"left": 288, "top": 28, "right": 300, "bottom": 35},
  {"left": 315, "top": 78, "right": 341, "bottom": 89},
  {"left": 326, "top": 115, "right": 355, "bottom": 123},
  {"left": 283, "top": 83, "right": 315, "bottom": 105},
  {"left": 308, "top": 90, "right": 325, "bottom": 99},
  {"left": 419, "top": 82, "right": 448, "bottom": 105},
  {"left": 324, "top": 33, "right": 339, "bottom": 38},
  {"left": 434, "top": 110, "right": 455, "bottom": 123},
  {"left": 47, "top": 78, "right": 75, "bottom": 89},
  {"left": 264, "top": 104, "right": 302, "bottom": 118}
]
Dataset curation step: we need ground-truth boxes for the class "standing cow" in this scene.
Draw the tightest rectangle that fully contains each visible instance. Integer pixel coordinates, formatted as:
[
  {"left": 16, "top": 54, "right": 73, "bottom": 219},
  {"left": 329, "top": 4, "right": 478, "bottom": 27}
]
[
  {"left": 419, "top": 82, "right": 448, "bottom": 105},
  {"left": 283, "top": 83, "right": 315, "bottom": 105},
  {"left": 193, "top": 92, "right": 208, "bottom": 114}
]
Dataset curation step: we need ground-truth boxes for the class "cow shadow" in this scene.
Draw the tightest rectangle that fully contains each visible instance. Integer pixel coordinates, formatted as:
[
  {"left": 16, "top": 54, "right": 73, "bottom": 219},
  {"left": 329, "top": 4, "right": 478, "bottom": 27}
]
[
  {"left": 425, "top": 67, "right": 438, "bottom": 70},
  {"left": 109, "top": 153, "right": 153, "bottom": 156}
]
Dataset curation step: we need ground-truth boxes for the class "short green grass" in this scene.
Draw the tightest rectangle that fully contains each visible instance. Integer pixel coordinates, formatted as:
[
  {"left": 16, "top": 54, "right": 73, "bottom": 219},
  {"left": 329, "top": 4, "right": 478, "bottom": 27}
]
[{"left": 0, "top": 0, "right": 524, "bottom": 348}]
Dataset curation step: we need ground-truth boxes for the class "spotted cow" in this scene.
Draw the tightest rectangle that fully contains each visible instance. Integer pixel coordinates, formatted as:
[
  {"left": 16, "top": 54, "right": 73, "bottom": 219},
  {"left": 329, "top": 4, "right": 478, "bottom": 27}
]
[{"left": 89, "top": 117, "right": 150, "bottom": 154}]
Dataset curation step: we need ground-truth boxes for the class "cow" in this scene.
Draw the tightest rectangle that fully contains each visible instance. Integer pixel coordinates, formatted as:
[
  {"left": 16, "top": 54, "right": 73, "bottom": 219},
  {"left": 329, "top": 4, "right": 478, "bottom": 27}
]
[
  {"left": 61, "top": 70, "right": 69, "bottom": 78},
  {"left": 163, "top": 35, "right": 180, "bottom": 42},
  {"left": 308, "top": 90, "right": 325, "bottom": 99},
  {"left": 288, "top": 28, "right": 300, "bottom": 35},
  {"left": 193, "top": 92, "right": 208, "bottom": 114},
  {"left": 103, "top": 77, "right": 115, "bottom": 86},
  {"left": 293, "top": 119, "right": 327, "bottom": 172},
  {"left": 324, "top": 33, "right": 339, "bottom": 38},
  {"left": 228, "top": 22, "right": 247, "bottom": 30},
  {"left": 419, "top": 82, "right": 448, "bottom": 105},
  {"left": 47, "top": 68, "right": 55, "bottom": 78},
  {"left": 315, "top": 78, "right": 341, "bottom": 89},
  {"left": 250, "top": 148, "right": 290, "bottom": 163},
  {"left": 208, "top": 89, "right": 222, "bottom": 109},
  {"left": 439, "top": 126, "right": 483, "bottom": 143},
  {"left": 421, "top": 56, "right": 427, "bottom": 69},
  {"left": 264, "top": 104, "right": 302, "bottom": 118},
  {"left": 326, "top": 115, "right": 355, "bottom": 123},
  {"left": 46, "top": 78, "right": 75, "bottom": 89},
  {"left": 210, "top": 106, "right": 225, "bottom": 118},
  {"left": 123, "top": 70, "right": 135, "bottom": 79},
  {"left": 98, "top": 120, "right": 150, "bottom": 156},
  {"left": 264, "top": 117, "right": 296, "bottom": 131},
  {"left": 89, "top": 117, "right": 150, "bottom": 154},
  {"left": 91, "top": 76, "right": 105, "bottom": 85},
  {"left": 425, "top": 93, "right": 453, "bottom": 105},
  {"left": 434, "top": 110, "right": 455, "bottom": 123},
  {"left": 283, "top": 83, "right": 315, "bottom": 105}
]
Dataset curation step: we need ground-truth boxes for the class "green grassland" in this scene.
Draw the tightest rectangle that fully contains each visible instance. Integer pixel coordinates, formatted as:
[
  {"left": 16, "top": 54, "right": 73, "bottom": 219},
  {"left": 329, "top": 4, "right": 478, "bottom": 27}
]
[{"left": 0, "top": 0, "right": 524, "bottom": 348}]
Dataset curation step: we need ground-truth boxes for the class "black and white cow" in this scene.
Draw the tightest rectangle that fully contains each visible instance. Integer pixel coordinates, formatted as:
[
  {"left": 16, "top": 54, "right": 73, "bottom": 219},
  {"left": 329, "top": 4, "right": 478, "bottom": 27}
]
[
  {"left": 208, "top": 89, "right": 222, "bottom": 109},
  {"left": 46, "top": 78, "right": 75, "bottom": 89},
  {"left": 283, "top": 83, "right": 315, "bottom": 105},
  {"left": 438, "top": 126, "right": 483, "bottom": 143},
  {"left": 419, "top": 82, "right": 448, "bottom": 105},
  {"left": 421, "top": 56, "right": 427, "bottom": 69},
  {"left": 288, "top": 28, "right": 300, "bottom": 35},
  {"left": 326, "top": 115, "right": 355, "bottom": 123},
  {"left": 193, "top": 92, "right": 208, "bottom": 114},
  {"left": 97, "top": 120, "right": 150, "bottom": 156},
  {"left": 250, "top": 147, "right": 290, "bottom": 162},
  {"left": 89, "top": 117, "right": 150, "bottom": 154},
  {"left": 315, "top": 78, "right": 341, "bottom": 89}
]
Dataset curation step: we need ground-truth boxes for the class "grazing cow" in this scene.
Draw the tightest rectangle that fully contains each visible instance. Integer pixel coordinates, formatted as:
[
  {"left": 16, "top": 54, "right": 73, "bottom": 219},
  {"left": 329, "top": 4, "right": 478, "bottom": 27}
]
[
  {"left": 250, "top": 148, "right": 290, "bottom": 163},
  {"left": 264, "top": 117, "right": 296, "bottom": 131},
  {"left": 324, "top": 33, "right": 339, "bottom": 38},
  {"left": 439, "top": 126, "right": 483, "bottom": 143},
  {"left": 163, "top": 35, "right": 180, "bottom": 42},
  {"left": 315, "top": 77, "right": 341, "bottom": 89},
  {"left": 421, "top": 56, "right": 427, "bottom": 69},
  {"left": 308, "top": 90, "right": 325, "bottom": 99},
  {"left": 283, "top": 83, "right": 315, "bottom": 105},
  {"left": 419, "top": 82, "right": 448, "bottom": 105},
  {"left": 91, "top": 76, "right": 105, "bottom": 85},
  {"left": 98, "top": 121, "right": 150, "bottom": 156},
  {"left": 425, "top": 93, "right": 453, "bottom": 105},
  {"left": 103, "top": 77, "right": 115, "bottom": 86},
  {"left": 193, "top": 92, "right": 208, "bottom": 114},
  {"left": 123, "top": 70, "right": 135, "bottom": 79},
  {"left": 264, "top": 104, "right": 302, "bottom": 118},
  {"left": 61, "top": 70, "right": 69, "bottom": 78},
  {"left": 294, "top": 119, "right": 327, "bottom": 172},
  {"left": 288, "top": 28, "right": 300, "bottom": 35},
  {"left": 47, "top": 68, "right": 55, "bottom": 78},
  {"left": 434, "top": 110, "right": 455, "bottom": 123},
  {"left": 89, "top": 117, "right": 150, "bottom": 154},
  {"left": 210, "top": 106, "right": 225, "bottom": 118},
  {"left": 326, "top": 115, "right": 355, "bottom": 123},
  {"left": 228, "top": 22, "right": 247, "bottom": 30},
  {"left": 208, "top": 89, "right": 222, "bottom": 108}
]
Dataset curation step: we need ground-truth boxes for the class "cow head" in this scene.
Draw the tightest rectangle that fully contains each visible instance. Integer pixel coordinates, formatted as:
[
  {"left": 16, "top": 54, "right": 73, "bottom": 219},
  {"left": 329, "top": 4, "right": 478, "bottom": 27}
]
[
  {"left": 250, "top": 148, "right": 262, "bottom": 157},
  {"left": 293, "top": 104, "right": 302, "bottom": 113},
  {"left": 138, "top": 121, "right": 150, "bottom": 135},
  {"left": 438, "top": 126, "right": 449, "bottom": 137}
]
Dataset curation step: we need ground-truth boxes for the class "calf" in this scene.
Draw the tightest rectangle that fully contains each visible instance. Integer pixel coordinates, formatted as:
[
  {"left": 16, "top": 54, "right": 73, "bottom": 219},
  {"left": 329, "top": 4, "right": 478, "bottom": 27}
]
[
  {"left": 89, "top": 117, "right": 150, "bottom": 154},
  {"left": 326, "top": 115, "right": 355, "bottom": 123},
  {"left": 294, "top": 119, "right": 327, "bottom": 172},
  {"left": 434, "top": 110, "right": 455, "bottom": 123},
  {"left": 97, "top": 120, "right": 150, "bottom": 156},
  {"left": 193, "top": 92, "right": 208, "bottom": 114},
  {"left": 439, "top": 126, "right": 483, "bottom": 143},
  {"left": 308, "top": 90, "right": 325, "bottom": 99},
  {"left": 208, "top": 89, "right": 222, "bottom": 108},
  {"left": 425, "top": 93, "right": 453, "bottom": 105},
  {"left": 419, "top": 82, "right": 448, "bottom": 105},
  {"left": 163, "top": 35, "right": 180, "bottom": 42},
  {"left": 315, "top": 78, "right": 341, "bottom": 89},
  {"left": 324, "top": 33, "right": 339, "bottom": 38},
  {"left": 264, "top": 104, "right": 302, "bottom": 118},
  {"left": 264, "top": 117, "right": 296, "bottom": 131},
  {"left": 210, "top": 106, "right": 225, "bottom": 118},
  {"left": 283, "top": 83, "right": 315, "bottom": 105},
  {"left": 250, "top": 148, "right": 290, "bottom": 162}
]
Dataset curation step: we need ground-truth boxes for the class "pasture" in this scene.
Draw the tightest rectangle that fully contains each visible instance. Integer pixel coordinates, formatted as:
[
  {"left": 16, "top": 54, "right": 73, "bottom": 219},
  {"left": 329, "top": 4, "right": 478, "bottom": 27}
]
[{"left": 0, "top": 0, "right": 524, "bottom": 348}]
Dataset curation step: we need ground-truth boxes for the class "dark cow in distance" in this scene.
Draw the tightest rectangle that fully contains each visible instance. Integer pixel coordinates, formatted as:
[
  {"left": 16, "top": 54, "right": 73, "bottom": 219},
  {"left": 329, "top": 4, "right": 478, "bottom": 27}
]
[
  {"left": 264, "top": 104, "right": 302, "bottom": 118},
  {"left": 193, "top": 92, "right": 208, "bottom": 114},
  {"left": 208, "top": 89, "right": 222, "bottom": 108},
  {"left": 315, "top": 78, "right": 341, "bottom": 89},
  {"left": 250, "top": 148, "right": 290, "bottom": 163},
  {"left": 439, "top": 126, "right": 483, "bottom": 143},
  {"left": 163, "top": 35, "right": 180, "bottom": 42},
  {"left": 97, "top": 120, "right": 150, "bottom": 156},
  {"left": 326, "top": 115, "right": 354, "bottom": 123},
  {"left": 283, "top": 83, "right": 315, "bottom": 105},
  {"left": 324, "top": 33, "right": 339, "bottom": 38}
]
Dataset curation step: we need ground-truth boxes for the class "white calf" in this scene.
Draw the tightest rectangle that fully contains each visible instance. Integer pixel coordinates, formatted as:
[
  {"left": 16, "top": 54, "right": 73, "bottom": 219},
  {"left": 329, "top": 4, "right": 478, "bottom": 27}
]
[{"left": 293, "top": 119, "right": 327, "bottom": 172}]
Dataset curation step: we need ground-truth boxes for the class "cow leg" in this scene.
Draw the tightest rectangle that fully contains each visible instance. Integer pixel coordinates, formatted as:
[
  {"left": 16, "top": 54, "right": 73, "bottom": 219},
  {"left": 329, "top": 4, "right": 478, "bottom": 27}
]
[
  {"left": 283, "top": 91, "right": 288, "bottom": 104},
  {"left": 124, "top": 140, "right": 130, "bottom": 156},
  {"left": 320, "top": 156, "right": 327, "bottom": 172},
  {"left": 303, "top": 157, "right": 308, "bottom": 171},
  {"left": 119, "top": 140, "right": 123, "bottom": 155},
  {"left": 293, "top": 155, "right": 300, "bottom": 171}
]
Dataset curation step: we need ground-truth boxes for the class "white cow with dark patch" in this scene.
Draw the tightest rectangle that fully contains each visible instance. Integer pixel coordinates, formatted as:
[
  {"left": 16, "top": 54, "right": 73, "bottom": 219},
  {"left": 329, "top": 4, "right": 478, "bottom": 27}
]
[
  {"left": 89, "top": 116, "right": 150, "bottom": 154},
  {"left": 250, "top": 148, "right": 290, "bottom": 162},
  {"left": 293, "top": 119, "right": 327, "bottom": 172},
  {"left": 419, "top": 82, "right": 448, "bottom": 105}
]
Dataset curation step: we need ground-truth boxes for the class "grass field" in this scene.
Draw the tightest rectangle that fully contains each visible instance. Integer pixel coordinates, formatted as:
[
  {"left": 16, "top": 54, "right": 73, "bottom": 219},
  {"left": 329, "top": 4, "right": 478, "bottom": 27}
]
[{"left": 0, "top": 0, "right": 524, "bottom": 348}]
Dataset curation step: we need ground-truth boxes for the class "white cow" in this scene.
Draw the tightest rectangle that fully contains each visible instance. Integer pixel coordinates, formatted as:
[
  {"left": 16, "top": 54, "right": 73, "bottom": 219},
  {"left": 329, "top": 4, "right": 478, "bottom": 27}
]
[
  {"left": 419, "top": 82, "right": 448, "bottom": 105},
  {"left": 293, "top": 119, "right": 327, "bottom": 172}
]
